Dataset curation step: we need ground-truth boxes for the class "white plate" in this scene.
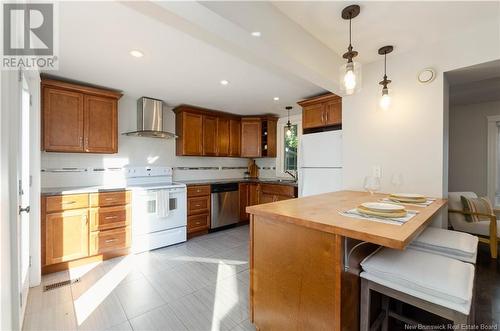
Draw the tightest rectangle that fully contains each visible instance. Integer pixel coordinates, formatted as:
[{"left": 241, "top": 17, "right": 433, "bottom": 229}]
[
  {"left": 391, "top": 193, "right": 426, "bottom": 199},
  {"left": 360, "top": 202, "right": 405, "bottom": 213}
]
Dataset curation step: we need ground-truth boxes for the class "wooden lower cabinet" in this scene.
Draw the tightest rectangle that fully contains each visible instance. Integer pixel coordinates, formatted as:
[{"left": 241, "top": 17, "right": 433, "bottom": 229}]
[
  {"left": 187, "top": 185, "right": 211, "bottom": 237},
  {"left": 239, "top": 183, "right": 249, "bottom": 221},
  {"left": 45, "top": 208, "right": 89, "bottom": 265},
  {"left": 42, "top": 190, "right": 131, "bottom": 274}
]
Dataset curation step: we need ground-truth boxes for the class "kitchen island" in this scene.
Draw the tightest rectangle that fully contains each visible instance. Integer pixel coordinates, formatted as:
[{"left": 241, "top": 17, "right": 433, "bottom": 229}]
[{"left": 246, "top": 190, "right": 446, "bottom": 331}]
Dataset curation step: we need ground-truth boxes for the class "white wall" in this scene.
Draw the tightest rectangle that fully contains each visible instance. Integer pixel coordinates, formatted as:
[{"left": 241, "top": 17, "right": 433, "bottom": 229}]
[
  {"left": 449, "top": 101, "right": 500, "bottom": 196},
  {"left": 41, "top": 95, "right": 278, "bottom": 188},
  {"left": 342, "top": 19, "right": 499, "bottom": 227}
]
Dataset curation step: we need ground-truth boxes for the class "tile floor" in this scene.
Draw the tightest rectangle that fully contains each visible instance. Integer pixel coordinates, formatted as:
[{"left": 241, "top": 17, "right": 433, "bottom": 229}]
[{"left": 23, "top": 225, "right": 254, "bottom": 331}]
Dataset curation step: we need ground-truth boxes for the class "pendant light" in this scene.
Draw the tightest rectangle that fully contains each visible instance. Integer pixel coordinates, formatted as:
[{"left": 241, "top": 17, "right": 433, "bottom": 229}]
[
  {"left": 285, "top": 106, "right": 293, "bottom": 137},
  {"left": 378, "top": 45, "right": 393, "bottom": 111},
  {"left": 339, "top": 5, "right": 362, "bottom": 95}
]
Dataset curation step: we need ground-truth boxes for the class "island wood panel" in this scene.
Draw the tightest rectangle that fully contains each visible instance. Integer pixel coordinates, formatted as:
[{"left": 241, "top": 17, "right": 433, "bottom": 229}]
[
  {"left": 229, "top": 118, "right": 241, "bottom": 157},
  {"left": 203, "top": 115, "right": 218, "bottom": 156},
  {"left": 217, "top": 117, "right": 230, "bottom": 156},
  {"left": 246, "top": 190, "right": 447, "bottom": 250},
  {"left": 43, "top": 87, "right": 85, "bottom": 152},
  {"left": 250, "top": 215, "right": 342, "bottom": 330},
  {"left": 84, "top": 95, "right": 117, "bottom": 153}
]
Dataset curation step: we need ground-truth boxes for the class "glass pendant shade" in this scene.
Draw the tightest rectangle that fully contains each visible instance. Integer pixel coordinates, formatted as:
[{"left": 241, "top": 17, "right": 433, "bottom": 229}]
[
  {"left": 339, "top": 61, "right": 362, "bottom": 95},
  {"left": 379, "top": 88, "right": 391, "bottom": 111}
]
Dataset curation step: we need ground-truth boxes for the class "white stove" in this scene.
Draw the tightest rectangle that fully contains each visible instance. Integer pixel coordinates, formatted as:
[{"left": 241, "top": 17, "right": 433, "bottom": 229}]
[{"left": 126, "top": 166, "right": 187, "bottom": 253}]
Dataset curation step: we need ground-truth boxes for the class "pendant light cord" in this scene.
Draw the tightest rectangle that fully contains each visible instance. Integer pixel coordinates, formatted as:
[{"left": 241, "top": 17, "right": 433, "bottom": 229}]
[{"left": 384, "top": 52, "right": 387, "bottom": 78}]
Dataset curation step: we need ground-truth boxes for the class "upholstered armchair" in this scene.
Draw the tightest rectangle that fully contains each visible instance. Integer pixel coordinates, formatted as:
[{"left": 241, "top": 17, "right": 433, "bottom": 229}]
[{"left": 448, "top": 192, "right": 499, "bottom": 258}]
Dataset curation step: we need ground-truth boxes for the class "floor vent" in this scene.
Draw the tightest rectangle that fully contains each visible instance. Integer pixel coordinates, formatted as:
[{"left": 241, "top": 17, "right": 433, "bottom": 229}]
[{"left": 43, "top": 278, "right": 80, "bottom": 292}]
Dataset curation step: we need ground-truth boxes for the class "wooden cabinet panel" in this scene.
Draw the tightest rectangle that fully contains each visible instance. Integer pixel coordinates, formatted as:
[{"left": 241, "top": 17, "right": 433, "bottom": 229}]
[
  {"left": 324, "top": 99, "right": 342, "bottom": 126},
  {"left": 188, "top": 214, "right": 210, "bottom": 233},
  {"left": 265, "top": 119, "right": 277, "bottom": 157},
  {"left": 260, "top": 184, "right": 296, "bottom": 198},
  {"left": 259, "top": 193, "right": 275, "bottom": 204},
  {"left": 187, "top": 185, "right": 211, "bottom": 197},
  {"left": 249, "top": 183, "right": 260, "bottom": 206},
  {"left": 45, "top": 209, "right": 89, "bottom": 265},
  {"left": 43, "top": 87, "right": 84, "bottom": 152},
  {"left": 89, "top": 205, "right": 130, "bottom": 232},
  {"left": 241, "top": 119, "right": 261, "bottom": 158},
  {"left": 229, "top": 119, "right": 241, "bottom": 157},
  {"left": 178, "top": 111, "right": 203, "bottom": 156},
  {"left": 84, "top": 95, "right": 117, "bottom": 153},
  {"left": 90, "top": 227, "right": 131, "bottom": 255},
  {"left": 239, "top": 183, "right": 249, "bottom": 221},
  {"left": 302, "top": 103, "right": 325, "bottom": 129},
  {"left": 46, "top": 194, "right": 89, "bottom": 213},
  {"left": 90, "top": 191, "right": 131, "bottom": 207},
  {"left": 217, "top": 117, "right": 230, "bottom": 157},
  {"left": 203, "top": 115, "right": 218, "bottom": 156},
  {"left": 188, "top": 196, "right": 210, "bottom": 215}
]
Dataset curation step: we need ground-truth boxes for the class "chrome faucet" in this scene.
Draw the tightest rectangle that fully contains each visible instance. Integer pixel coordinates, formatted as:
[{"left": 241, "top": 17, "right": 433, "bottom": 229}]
[{"left": 285, "top": 170, "right": 298, "bottom": 182}]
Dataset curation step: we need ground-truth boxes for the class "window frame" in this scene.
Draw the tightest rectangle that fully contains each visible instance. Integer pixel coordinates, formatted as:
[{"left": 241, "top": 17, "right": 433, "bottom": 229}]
[{"left": 276, "top": 114, "right": 302, "bottom": 178}]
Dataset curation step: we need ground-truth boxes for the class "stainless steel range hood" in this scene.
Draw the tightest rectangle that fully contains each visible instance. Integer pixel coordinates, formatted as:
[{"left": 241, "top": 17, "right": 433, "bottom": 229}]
[{"left": 123, "top": 97, "right": 177, "bottom": 139}]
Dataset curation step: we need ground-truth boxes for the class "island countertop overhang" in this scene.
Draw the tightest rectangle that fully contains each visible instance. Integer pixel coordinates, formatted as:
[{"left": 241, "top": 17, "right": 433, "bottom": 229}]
[{"left": 246, "top": 190, "right": 447, "bottom": 249}]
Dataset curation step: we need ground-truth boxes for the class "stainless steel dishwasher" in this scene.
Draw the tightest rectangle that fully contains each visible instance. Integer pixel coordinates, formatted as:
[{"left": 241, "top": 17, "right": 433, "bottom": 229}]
[{"left": 211, "top": 182, "right": 239, "bottom": 229}]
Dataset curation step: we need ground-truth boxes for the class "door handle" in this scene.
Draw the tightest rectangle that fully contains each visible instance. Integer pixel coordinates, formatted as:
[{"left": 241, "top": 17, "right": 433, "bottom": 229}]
[{"left": 19, "top": 206, "right": 30, "bottom": 215}]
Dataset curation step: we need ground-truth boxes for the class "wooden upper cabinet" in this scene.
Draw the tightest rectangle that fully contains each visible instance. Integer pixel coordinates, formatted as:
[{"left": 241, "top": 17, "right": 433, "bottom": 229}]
[
  {"left": 43, "top": 87, "right": 84, "bottom": 152},
  {"left": 176, "top": 111, "right": 203, "bottom": 156},
  {"left": 298, "top": 93, "right": 342, "bottom": 131},
  {"left": 241, "top": 118, "right": 262, "bottom": 158},
  {"left": 41, "top": 78, "right": 122, "bottom": 153},
  {"left": 217, "top": 117, "right": 230, "bottom": 157},
  {"left": 263, "top": 118, "right": 277, "bottom": 157},
  {"left": 324, "top": 99, "right": 342, "bottom": 126},
  {"left": 302, "top": 103, "right": 325, "bottom": 129},
  {"left": 203, "top": 115, "right": 218, "bottom": 156},
  {"left": 45, "top": 208, "right": 89, "bottom": 265},
  {"left": 84, "top": 95, "right": 117, "bottom": 153},
  {"left": 229, "top": 118, "right": 241, "bottom": 157}
]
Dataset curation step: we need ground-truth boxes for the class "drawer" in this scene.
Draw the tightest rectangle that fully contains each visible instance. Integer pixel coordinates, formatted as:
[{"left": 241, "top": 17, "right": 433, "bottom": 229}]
[
  {"left": 187, "top": 185, "right": 210, "bottom": 197},
  {"left": 188, "top": 214, "right": 210, "bottom": 233},
  {"left": 90, "top": 191, "right": 130, "bottom": 207},
  {"left": 188, "top": 196, "right": 210, "bottom": 215},
  {"left": 90, "top": 205, "right": 130, "bottom": 231},
  {"left": 90, "top": 227, "right": 131, "bottom": 255},
  {"left": 260, "top": 184, "right": 296, "bottom": 198},
  {"left": 45, "top": 194, "right": 89, "bottom": 212}
]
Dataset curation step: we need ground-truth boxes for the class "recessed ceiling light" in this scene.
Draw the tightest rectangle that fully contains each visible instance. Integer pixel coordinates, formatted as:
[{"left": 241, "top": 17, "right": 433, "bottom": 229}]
[
  {"left": 251, "top": 31, "right": 261, "bottom": 37},
  {"left": 273, "top": 97, "right": 280, "bottom": 101},
  {"left": 129, "top": 50, "right": 144, "bottom": 58},
  {"left": 220, "top": 80, "right": 229, "bottom": 85}
]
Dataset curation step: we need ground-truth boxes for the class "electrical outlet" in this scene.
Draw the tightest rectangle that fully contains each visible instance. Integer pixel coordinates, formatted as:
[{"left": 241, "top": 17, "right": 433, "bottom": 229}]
[{"left": 372, "top": 166, "right": 381, "bottom": 178}]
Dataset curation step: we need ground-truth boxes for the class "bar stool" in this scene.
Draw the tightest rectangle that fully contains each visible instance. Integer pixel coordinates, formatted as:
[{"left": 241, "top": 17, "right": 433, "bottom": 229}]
[
  {"left": 360, "top": 248, "right": 475, "bottom": 330},
  {"left": 408, "top": 227, "right": 479, "bottom": 263}
]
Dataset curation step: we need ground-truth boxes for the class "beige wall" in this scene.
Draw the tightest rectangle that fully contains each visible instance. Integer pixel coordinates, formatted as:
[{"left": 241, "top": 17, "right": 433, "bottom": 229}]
[{"left": 449, "top": 101, "right": 500, "bottom": 196}]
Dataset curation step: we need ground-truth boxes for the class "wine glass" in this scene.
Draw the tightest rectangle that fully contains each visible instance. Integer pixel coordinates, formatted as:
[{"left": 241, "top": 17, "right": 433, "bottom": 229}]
[
  {"left": 364, "top": 176, "right": 381, "bottom": 195},
  {"left": 391, "top": 173, "right": 403, "bottom": 192}
]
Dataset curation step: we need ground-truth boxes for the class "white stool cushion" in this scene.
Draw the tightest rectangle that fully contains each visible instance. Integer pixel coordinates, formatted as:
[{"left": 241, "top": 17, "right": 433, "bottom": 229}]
[
  {"left": 361, "top": 248, "right": 474, "bottom": 315},
  {"left": 409, "top": 227, "right": 478, "bottom": 263}
]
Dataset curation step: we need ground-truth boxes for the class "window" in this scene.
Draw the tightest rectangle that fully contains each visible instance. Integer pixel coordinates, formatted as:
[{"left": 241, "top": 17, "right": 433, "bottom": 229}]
[
  {"left": 284, "top": 124, "right": 298, "bottom": 171},
  {"left": 276, "top": 115, "right": 301, "bottom": 178}
]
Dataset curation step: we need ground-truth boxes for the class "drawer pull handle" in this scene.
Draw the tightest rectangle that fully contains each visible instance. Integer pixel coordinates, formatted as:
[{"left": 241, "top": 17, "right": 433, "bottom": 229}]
[
  {"left": 195, "top": 204, "right": 201, "bottom": 207},
  {"left": 105, "top": 198, "right": 116, "bottom": 201},
  {"left": 196, "top": 189, "right": 201, "bottom": 193},
  {"left": 63, "top": 201, "right": 76, "bottom": 205},
  {"left": 105, "top": 239, "right": 118, "bottom": 243},
  {"left": 105, "top": 216, "right": 118, "bottom": 220}
]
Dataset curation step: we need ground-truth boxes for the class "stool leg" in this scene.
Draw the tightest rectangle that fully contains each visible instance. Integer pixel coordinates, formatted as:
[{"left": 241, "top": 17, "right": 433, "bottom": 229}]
[
  {"left": 360, "top": 279, "right": 371, "bottom": 331},
  {"left": 381, "top": 296, "right": 389, "bottom": 331}
]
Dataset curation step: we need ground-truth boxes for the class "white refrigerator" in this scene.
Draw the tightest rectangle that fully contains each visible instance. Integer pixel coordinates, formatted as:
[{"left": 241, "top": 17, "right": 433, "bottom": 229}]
[{"left": 299, "top": 130, "right": 343, "bottom": 197}]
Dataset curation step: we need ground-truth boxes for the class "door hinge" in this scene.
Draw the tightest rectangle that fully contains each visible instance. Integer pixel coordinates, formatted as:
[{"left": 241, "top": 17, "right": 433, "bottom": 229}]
[
  {"left": 18, "top": 179, "right": 23, "bottom": 195},
  {"left": 19, "top": 292, "right": 22, "bottom": 307},
  {"left": 29, "top": 175, "right": 32, "bottom": 187},
  {"left": 29, "top": 256, "right": 32, "bottom": 267},
  {"left": 29, "top": 94, "right": 33, "bottom": 106},
  {"left": 18, "top": 69, "right": 22, "bottom": 82}
]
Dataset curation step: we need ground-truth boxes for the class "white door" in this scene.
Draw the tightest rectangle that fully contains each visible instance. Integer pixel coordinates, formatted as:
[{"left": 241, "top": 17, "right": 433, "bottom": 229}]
[{"left": 18, "top": 74, "right": 31, "bottom": 320}]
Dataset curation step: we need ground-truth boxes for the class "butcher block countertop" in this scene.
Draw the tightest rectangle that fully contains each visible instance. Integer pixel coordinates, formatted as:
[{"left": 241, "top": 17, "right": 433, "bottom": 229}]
[{"left": 246, "top": 190, "right": 447, "bottom": 249}]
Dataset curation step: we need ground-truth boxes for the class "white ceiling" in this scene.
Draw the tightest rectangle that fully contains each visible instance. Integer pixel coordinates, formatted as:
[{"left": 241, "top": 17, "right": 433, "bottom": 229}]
[
  {"left": 47, "top": 1, "right": 324, "bottom": 116},
  {"left": 273, "top": 1, "right": 500, "bottom": 64}
]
